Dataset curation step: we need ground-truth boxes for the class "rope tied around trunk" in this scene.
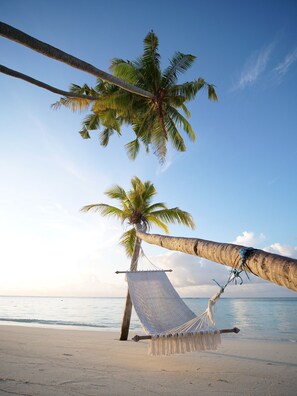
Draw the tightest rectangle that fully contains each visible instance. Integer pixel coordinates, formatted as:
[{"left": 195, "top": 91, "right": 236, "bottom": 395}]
[{"left": 208, "top": 247, "right": 254, "bottom": 325}]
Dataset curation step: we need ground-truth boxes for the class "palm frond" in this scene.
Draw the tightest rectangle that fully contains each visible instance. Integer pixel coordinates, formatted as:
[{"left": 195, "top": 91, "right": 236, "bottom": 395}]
[
  {"left": 79, "top": 128, "right": 91, "bottom": 139},
  {"left": 167, "top": 106, "right": 196, "bottom": 142},
  {"left": 162, "top": 52, "right": 196, "bottom": 87},
  {"left": 82, "top": 113, "right": 101, "bottom": 130},
  {"left": 120, "top": 228, "right": 136, "bottom": 257},
  {"left": 164, "top": 115, "right": 186, "bottom": 152},
  {"left": 145, "top": 215, "right": 169, "bottom": 234},
  {"left": 149, "top": 116, "right": 167, "bottom": 163},
  {"left": 208, "top": 84, "right": 218, "bottom": 101},
  {"left": 99, "top": 128, "right": 116, "bottom": 147},
  {"left": 110, "top": 59, "right": 140, "bottom": 85},
  {"left": 51, "top": 96, "right": 91, "bottom": 112},
  {"left": 129, "top": 177, "right": 144, "bottom": 209},
  {"left": 142, "top": 181, "right": 157, "bottom": 204},
  {"left": 181, "top": 103, "right": 191, "bottom": 117},
  {"left": 105, "top": 185, "right": 128, "bottom": 201},
  {"left": 69, "top": 83, "right": 95, "bottom": 95},
  {"left": 169, "top": 79, "right": 205, "bottom": 101},
  {"left": 80, "top": 203, "right": 124, "bottom": 220},
  {"left": 142, "top": 31, "right": 161, "bottom": 91},
  {"left": 144, "top": 202, "right": 167, "bottom": 213},
  {"left": 125, "top": 139, "right": 140, "bottom": 160},
  {"left": 151, "top": 208, "right": 195, "bottom": 229}
]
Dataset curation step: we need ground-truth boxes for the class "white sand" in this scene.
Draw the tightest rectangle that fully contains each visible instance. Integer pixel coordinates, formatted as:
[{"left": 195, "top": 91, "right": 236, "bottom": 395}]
[{"left": 0, "top": 325, "right": 296, "bottom": 395}]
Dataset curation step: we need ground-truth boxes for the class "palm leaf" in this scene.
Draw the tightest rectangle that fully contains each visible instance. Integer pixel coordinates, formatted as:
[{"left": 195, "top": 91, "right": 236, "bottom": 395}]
[
  {"left": 144, "top": 202, "right": 167, "bottom": 213},
  {"left": 141, "top": 31, "right": 161, "bottom": 91},
  {"left": 99, "top": 128, "right": 116, "bottom": 147},
  {"left": 169, "top": 79, "right": 205, "bottom": 100},
  {"left": 110, "top": 59, "right": 140, "bottom": 85},
  {"left": 151, "top": 208, "right": 195, "bottom": 229},
  {"left": 162, "top": 52, "right": 196, "bottom": 87},
  {"left": 141, "top": 181, "right": 157, "bottom": 204},
  {"left": 82, "top": 113, "right": 101, "bottom": 131},
  {"left": 52, "top": 96, "right": 91, "bottom": 112},
  {"left": 161, "top": 114, "right": 185, "bottom": 152},
  {"left": 167, "top": 106, "right": 196, "bottom": 142},
  {"left": 120, "top": 228, "right": 136, "bottom": 257},
  {"left": 80, "top": 203, "right": 124, "bottom": 220},
  {"left": 145, "top": 215, "right": 169, "bottom": 234},
  {"left": 105, "top": 185, "right": 128, "bottom": 201},
  {"left": 125, "top": 139, "right": 140, "bottom": 160},
  {"left": 79, "top": 128, "right": 91, "bottom": 139},
  {"left": 208, "top": 84, "right": 218, "bottom": 101}
]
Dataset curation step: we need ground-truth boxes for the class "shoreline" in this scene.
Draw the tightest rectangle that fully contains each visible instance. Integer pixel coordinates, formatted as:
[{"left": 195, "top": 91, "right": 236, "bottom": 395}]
[
  {"left": 0, "top": 325, "right": 296, "bottom": 395},
  {"left": 0, "top": 321, "right": 296, "bottom": 344}
]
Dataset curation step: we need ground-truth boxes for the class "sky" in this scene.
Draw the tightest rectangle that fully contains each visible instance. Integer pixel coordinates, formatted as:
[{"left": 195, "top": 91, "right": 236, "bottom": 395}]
[{"left": 0, "top": 0, "right": 296, "bottom": 298}]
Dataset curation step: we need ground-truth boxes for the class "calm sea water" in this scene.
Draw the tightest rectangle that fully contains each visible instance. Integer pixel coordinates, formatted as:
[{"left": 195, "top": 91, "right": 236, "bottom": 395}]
[{"left": 0, "top": 296, "right": 296, "bottom": 342}]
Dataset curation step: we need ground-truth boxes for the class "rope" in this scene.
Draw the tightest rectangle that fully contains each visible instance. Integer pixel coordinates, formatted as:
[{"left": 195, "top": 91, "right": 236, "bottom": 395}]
[
  {"left": 213, "top": 246, "right": 254, "bottom": 289},
  {"left": 209, "top": 247, "right": 255, "bottom": 322},
  {"left": 139, "top": 247, "right": 163, "bottom": 270}
]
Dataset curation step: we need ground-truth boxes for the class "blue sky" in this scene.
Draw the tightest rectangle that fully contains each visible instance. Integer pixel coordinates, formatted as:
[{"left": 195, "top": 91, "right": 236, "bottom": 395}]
[{"left": 0, "top": 0, "right": 296, "bottom": 298}]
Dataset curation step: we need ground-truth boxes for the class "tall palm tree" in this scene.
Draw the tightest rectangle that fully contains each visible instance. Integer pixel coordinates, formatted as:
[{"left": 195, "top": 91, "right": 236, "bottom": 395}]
[
  {"left": 81, "top": 176, "right": 195, "bottom": 340},
  {"left": 53, "top": 31, "right": 217, "bottom": 163}
]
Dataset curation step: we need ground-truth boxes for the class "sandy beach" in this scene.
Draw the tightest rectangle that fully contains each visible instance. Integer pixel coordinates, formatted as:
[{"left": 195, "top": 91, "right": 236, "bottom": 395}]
[{"left": 0, "top": 325, "right": 296, "bottom": 395}]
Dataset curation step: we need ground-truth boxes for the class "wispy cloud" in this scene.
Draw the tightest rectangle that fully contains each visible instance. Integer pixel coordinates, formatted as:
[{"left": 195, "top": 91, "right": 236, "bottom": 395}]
[
  {"left": 274, "top": 47, "right": 297, "bottom": 77},
  {"left": 232, "top": 43, "right": 275, "bottom": 91}
]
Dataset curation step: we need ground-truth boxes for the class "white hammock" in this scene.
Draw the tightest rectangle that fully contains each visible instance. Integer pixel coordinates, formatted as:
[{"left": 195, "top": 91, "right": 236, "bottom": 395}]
[{"left": 126, "top": 271, "right": 223, "bottom": 356}]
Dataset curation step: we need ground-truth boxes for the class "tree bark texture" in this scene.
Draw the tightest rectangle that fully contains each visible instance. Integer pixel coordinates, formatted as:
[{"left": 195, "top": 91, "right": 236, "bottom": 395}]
[
  {"left": 0, "top": 22, "right": 154, "bottom": 99},
  {"left": 136, "top": 229, "right": 297, "bottom": 292},
  {"left": 119, "top": 237, "right": 142, "bottom": 340},
  {"left": 0, "top": 65, "right": 99, "bottom": 100}
]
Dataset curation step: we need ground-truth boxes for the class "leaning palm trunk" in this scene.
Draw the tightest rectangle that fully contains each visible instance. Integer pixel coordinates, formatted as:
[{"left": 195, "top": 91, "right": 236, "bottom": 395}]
[
  {"left": 119, "top": 236, "right": 142, "bottom": 340},
  {"left": 0, "top": 22, "right": 153, "bottom": 99},
  {"left": 135, "top": 227, "right": 297, "bottom": 292},
  {"left": 0, "top": 65, "right": 99, "bottom": 100}
]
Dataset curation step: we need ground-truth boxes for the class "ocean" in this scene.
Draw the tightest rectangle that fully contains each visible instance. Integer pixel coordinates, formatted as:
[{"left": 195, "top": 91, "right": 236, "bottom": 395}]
[{"left": 0, "top": 296, "right": 296, "bottom": 342}]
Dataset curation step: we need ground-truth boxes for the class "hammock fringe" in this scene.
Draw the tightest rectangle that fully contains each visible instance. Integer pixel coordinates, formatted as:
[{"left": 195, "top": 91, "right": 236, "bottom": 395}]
[{"left": 148, "top": 331, "right": 221, "bottom": 356}]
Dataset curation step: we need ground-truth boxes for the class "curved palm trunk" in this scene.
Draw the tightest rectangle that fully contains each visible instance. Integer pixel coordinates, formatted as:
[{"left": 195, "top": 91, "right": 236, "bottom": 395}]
[
  {"left": 119, "top": 236, "right": 142, "bottom": 340},
  {"left": 0, "top": 65, "right": 99, "bottom": 100},
  {"left": 0, "top": 22, "right": 153, "bottom": 99},
  {"left": 136, "top": 228, "right": 297, "bottom": 292}
]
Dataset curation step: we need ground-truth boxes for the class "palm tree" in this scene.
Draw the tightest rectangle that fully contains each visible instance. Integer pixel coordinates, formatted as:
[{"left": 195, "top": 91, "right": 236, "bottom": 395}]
[
  {"left": 81, "top": 176, "right": 195, "bottom": 340},
  {"left": 0, "top": 22, "right": 152, "bottom": 98},
  {"left": 135, "top": 228, "right": 297, "bottom": 292},
  {"left": 1, "top": 23, "right": 217, "bottom": 162},
  {"left": 53, "top": 31, "right": 217, "bottom": 162}
]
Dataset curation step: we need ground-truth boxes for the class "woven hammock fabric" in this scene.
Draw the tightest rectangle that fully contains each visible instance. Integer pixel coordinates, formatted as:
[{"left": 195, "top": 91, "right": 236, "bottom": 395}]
[{"left": 126, "top": 271, "right": 221, "bottom": 355}]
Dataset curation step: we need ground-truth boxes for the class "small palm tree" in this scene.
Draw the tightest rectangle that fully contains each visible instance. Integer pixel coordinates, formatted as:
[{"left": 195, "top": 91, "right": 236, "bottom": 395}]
[
  {"left": 54, "top": 31, "right": 217, "bottom": 163},
  {"left": 81, "top": 176, "right": 195, "bottom": 340}
]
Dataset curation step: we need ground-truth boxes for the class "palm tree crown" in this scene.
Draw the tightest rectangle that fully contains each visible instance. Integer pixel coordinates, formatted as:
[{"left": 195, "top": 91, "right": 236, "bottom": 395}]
[
  {"left": 81, "top": 176, "right": 195, "bottom": 257},
  {"left": 53, "top": 31, "right": 217, "bottom": 163}
]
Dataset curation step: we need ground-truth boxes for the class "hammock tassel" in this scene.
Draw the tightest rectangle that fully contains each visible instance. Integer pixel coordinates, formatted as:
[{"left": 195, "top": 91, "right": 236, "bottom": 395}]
[{"left": 148, "top": 330, "right": 221, "bottom": 356}]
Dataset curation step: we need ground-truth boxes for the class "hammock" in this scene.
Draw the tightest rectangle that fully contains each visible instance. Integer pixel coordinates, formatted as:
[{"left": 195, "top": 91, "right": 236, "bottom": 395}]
[{"left": 126, "top": 270, "right": 236, "bottom": 356}]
